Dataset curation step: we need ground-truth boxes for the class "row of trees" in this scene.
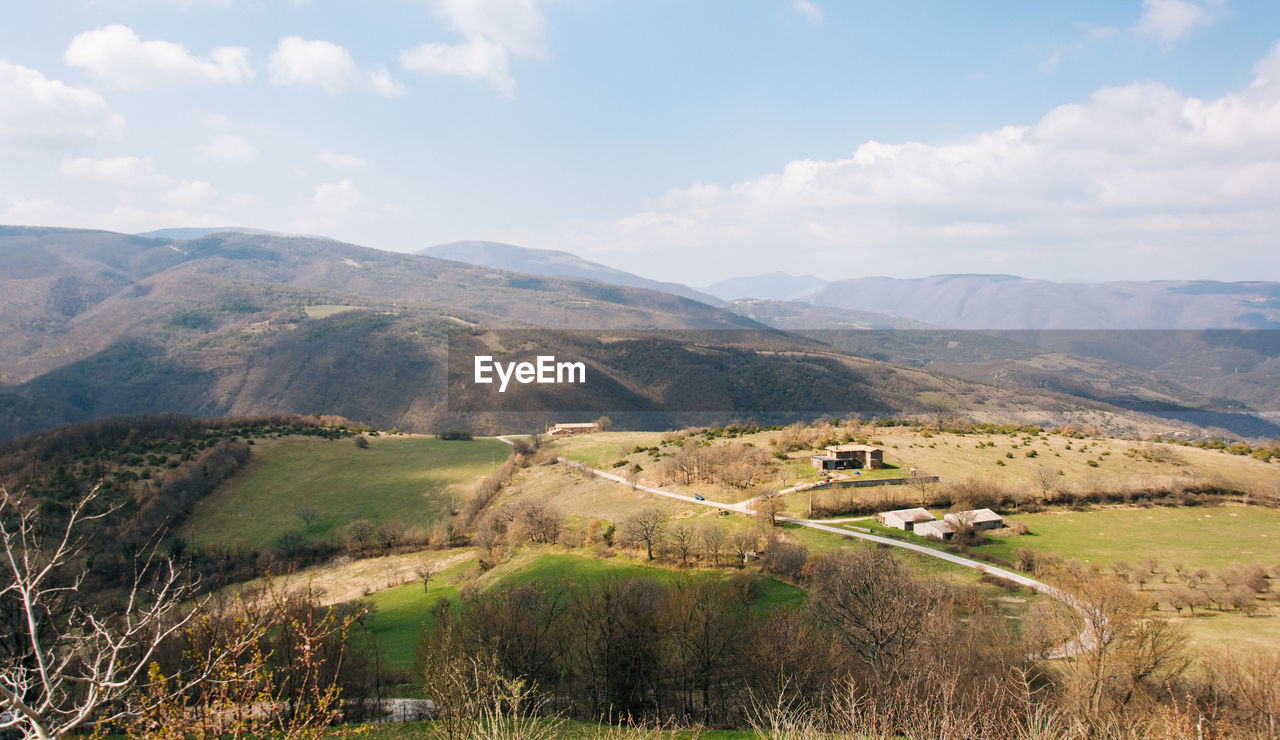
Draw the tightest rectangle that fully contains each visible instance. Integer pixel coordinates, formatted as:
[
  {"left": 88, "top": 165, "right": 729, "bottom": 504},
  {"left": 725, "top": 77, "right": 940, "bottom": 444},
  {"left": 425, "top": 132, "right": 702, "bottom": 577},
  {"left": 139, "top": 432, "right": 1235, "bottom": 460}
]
[
  {"left": 412, "top": 545, "right": 1280, "bottom": 737},
  {"left": 809, "top": 468, "right": 1253, "bottom": 520},
  {"left": 651, "top": 441, "right": 776, "bottom": 490}
]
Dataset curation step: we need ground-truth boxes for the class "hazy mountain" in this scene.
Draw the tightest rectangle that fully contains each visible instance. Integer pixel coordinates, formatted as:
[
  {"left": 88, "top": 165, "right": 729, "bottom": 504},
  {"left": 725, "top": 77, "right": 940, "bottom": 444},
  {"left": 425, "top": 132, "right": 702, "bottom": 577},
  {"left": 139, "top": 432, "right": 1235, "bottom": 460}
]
[
  {"left": 702, "top": 272, "right": 828, "bottom": 301},
  {"left": 722, "top": 298, "right": 932, "bottom": 330},
  {"left": 135, "top": 226, "right": 298, "bottom": 240},
  {"left": 802, "top": 274, "right": 1280, "bottom": 330},
  {"left": 421, "top": 240, "right": 721, "bottom": 305}
]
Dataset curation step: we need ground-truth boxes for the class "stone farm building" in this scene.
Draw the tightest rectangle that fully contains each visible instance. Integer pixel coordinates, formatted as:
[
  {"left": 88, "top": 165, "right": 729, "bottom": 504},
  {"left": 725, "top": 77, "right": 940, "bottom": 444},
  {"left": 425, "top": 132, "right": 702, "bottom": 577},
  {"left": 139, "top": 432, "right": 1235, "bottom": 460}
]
[
  {"left": 944, "top": 508, "right": 1005, "bottom": 531},
  {"left": 914, "top": 519, "right": 957, "bottom": 540},
  {"left": 546, "top": 422, "right": 602, "bottom": 436},
  {"left": 878, "top": 507, "right": 935, "bottom": 531},
  {"left": 811, "top": 444, "right": 884, "bottom": 471}
]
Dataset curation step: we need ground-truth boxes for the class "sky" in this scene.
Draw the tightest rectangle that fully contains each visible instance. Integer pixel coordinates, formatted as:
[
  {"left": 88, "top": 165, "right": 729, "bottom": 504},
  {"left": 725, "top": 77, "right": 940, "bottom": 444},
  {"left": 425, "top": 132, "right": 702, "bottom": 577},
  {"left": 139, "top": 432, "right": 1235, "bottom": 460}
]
[{"left": 1, "top": 0, "right": 1279, "bottom": 285}]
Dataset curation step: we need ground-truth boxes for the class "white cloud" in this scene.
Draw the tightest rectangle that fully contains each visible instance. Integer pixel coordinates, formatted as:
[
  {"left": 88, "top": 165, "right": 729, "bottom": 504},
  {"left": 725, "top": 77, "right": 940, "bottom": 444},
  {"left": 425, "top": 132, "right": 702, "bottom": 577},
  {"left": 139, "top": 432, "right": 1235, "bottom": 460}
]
[
  {"left": 792, "top": 0, "right": 823, "bottom": 23},
  {"left": 401, "top": 0, "right": 550, "bottom": 95},
  {"left": 59, "top": 156, "right": 219, "bottom": 210},
  {"left": 0, "top": 60, "right": 124, "bottom": 143},
  {"left": 309, "top": 179, "right": 362, "bottom": 215},
  {"left": 429, "top": 0, "right": 549, "bottom": 60},
  {"left": 0, "top": 196, "right": 84, "bottom": 226},
  {"left": 1044, "top": 25, "right": 1119, "bottom": 72},
  {"left": 268, "top": 37, "right": 406, "bottom": 96},
  {"left": 64, "top": 25, "right": 252, "bottom": 89},
  {"left": 1134, "top": 0, "right": 1224, "bottom": 45},
  {"left": 400, "top": 37, "right": 514, "bottom": 97},
  {"left": 60, "top": 155, "right": 165, "bottom": 185},
  {"left": 200, "top": 134, "right": 258, "bottom": 162},
  {"left": 558, "top": 42, "right": 1280, "bottom": 283},
  {"left": 17, "top": 156, "right": 227, "bottom": 232},
  {"left": 317, "top": 150, "right": 367, "bottom": 168},
  {"left": 161, "top": 179, "right": 218, "bottom": 207},
  {"left": 366, "top": 66, "right": 407, "bottom": 97}
]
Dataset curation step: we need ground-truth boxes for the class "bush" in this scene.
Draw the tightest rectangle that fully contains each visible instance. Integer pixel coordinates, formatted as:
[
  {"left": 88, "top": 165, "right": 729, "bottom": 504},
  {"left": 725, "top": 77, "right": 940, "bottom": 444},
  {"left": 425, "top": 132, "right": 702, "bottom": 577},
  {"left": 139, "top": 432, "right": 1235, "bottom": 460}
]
[{"left": 440, "top": 429, "right": 473, "bottom": 441}]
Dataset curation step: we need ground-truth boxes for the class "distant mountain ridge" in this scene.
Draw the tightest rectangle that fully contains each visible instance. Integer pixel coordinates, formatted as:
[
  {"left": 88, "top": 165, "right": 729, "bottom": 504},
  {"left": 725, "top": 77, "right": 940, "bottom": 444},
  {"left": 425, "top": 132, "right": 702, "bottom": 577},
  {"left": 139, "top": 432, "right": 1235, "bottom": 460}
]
[
  {"left": 135, "top": 226, "right": 303, "bottom": 240},
  {"left": 421, "top": 240, "right": 721, "bottom": 305},
  {"left": 800, "top": 274, "right": 1280, "bottom": 330},
  {"left": 702, "top": 272, "right": 827, "bottom": 302}
]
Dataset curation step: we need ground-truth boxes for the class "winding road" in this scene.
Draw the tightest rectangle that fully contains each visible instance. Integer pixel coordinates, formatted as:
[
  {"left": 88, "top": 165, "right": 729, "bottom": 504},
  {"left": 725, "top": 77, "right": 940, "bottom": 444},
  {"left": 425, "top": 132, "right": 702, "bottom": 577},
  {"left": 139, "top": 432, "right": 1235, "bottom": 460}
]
[{"left": 496, "top": 435, "right": 1093, "bottom": 657}]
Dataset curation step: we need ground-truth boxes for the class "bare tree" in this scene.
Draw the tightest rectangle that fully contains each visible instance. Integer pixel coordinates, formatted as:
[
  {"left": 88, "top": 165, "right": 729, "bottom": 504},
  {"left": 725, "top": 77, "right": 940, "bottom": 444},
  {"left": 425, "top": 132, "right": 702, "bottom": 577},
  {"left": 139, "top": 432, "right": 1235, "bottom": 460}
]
[
  {"left": 754, "top": 490, "right": 785, "bottom": 528},
  {"left": 668, "top": 523, "right": 697, "bottom": 566},
  {"left": 513, "top": 501, "right": 563, "bottom": 544},
  {"left": 908, "top": 466, "right": 932, "bottom": 504},
  {"left": 1037, "top": 559, "right": 1189, "bottom": 718},
  {"left": 417, "top": 561, "right": 438, "bottom": 593},
  {"left": 295, "top": 506, "right": 319, "bottom": 532},
  {"left": 0, "top": 485, "right": 200, "bottom": 740},
  {"left": 622, "top": 508, "right": 669, "bottom": 561},
  {"left": 730, "top": 531, "right": 757, "bottom": 568},
  {"left": 698, "top": 523, "right": 727, "bottom": 567},
  {"left": 807, "top": 548, "right": 947, "bottom": 683},
  {"left": 345, "top": 518, "right": 377, "bottom": 554},
  {"left": 378, "top": 518, "right": 407, "bottom": 549},
  {"left": 1030, "top": 466, "right": 1058, "bottom": 500},
  {"left": 917, "top": 391, "right": 957, "bottom": 430}
]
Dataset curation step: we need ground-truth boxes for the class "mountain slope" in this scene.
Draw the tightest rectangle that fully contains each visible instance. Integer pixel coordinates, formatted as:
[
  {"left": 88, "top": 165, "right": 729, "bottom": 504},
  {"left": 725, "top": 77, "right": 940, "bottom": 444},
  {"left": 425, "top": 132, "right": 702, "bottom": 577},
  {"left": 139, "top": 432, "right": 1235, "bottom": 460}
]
[{"left": 421, "top": 240, "right": 721, "bottom": 305}]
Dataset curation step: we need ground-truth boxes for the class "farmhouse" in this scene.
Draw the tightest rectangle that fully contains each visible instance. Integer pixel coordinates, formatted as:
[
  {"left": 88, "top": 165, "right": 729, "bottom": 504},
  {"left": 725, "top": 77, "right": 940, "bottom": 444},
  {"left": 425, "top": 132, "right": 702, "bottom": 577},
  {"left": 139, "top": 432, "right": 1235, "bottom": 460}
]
[
  {"left": 944, "top": 508, "right": 1004, "bottom": 531},
  {"left": 811, "top": 444, "right": 884, "bottom": 471},
  {"left": 546, "top": 422, "right": 601, "bottom": 436},
  {"left": 915, "top": 519, "right": 957, "bottom": 541},
  {"left": 878, "top": 507, "right": 935, "bottom": 531}
]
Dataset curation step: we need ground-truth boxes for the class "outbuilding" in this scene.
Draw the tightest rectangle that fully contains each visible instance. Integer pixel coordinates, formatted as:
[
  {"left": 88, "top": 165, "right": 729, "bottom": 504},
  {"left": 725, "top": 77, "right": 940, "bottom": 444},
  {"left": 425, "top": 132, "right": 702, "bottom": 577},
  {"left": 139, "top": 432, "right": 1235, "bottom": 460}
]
[
  {"left": 546, "top": 422, "right": 601, "bottom": 436},
  {"left": 878, "top": 507, "right": 935, "bottom": 531},
  {"left": 915, "top": 519, "right": 957, "bottom": 541},
  {"left": 944, "top": 508, "right": 1004, "bottom": 531}
]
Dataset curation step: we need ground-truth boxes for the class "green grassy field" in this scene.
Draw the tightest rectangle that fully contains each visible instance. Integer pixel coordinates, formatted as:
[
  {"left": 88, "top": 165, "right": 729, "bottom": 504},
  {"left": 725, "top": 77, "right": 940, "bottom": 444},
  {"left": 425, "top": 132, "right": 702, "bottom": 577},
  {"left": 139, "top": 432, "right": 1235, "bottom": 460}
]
[
  {"left": 360, "top": 551, "right": 806, "bottom": 671},
  {"left": 967, "top": 503, "right": 1280, "bottom": 571},
  {"left": 1179, "top": 608, "right": 1280, "bottom": 653},
  {"left": 362, "top": 557, "right": 476, "bottom": 670},
  {"left": 188, "top": 435, "right": 509, "bottom": 549},
  {"left": 304, "top": 304, "right": 365, "bottom": 319},
  {"left": 551, "top": 431, "right": 666, "bottom": 467}
]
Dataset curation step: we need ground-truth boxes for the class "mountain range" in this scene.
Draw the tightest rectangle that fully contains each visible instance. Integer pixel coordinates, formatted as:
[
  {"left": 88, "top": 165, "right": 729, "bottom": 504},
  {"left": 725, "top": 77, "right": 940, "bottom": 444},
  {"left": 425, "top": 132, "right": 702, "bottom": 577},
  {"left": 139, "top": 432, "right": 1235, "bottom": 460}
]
[{"left": 1, "top": 225, "right": 1277, "bottom": 442}]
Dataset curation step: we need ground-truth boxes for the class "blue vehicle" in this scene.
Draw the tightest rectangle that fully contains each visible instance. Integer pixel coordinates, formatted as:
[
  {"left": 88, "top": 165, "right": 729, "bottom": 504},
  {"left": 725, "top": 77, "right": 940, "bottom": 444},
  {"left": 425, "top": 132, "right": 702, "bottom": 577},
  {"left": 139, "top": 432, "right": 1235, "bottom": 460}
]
[{"left": 694, "top": 494, "right": 705, "bottom": 501}]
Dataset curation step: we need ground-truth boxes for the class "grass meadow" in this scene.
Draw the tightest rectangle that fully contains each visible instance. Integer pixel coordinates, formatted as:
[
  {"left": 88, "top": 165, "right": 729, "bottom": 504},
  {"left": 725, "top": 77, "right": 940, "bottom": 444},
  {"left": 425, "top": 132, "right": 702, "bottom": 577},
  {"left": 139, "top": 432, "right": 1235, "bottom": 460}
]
[
  {"left": 188, "top": 435, "right": 509, "bottom": 549},
  {"left": 360, "top": 551, "right": 806, "bottom": 671},
  {"left": 969, "top": 503, "right": 1280, "bottom": 571}
]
